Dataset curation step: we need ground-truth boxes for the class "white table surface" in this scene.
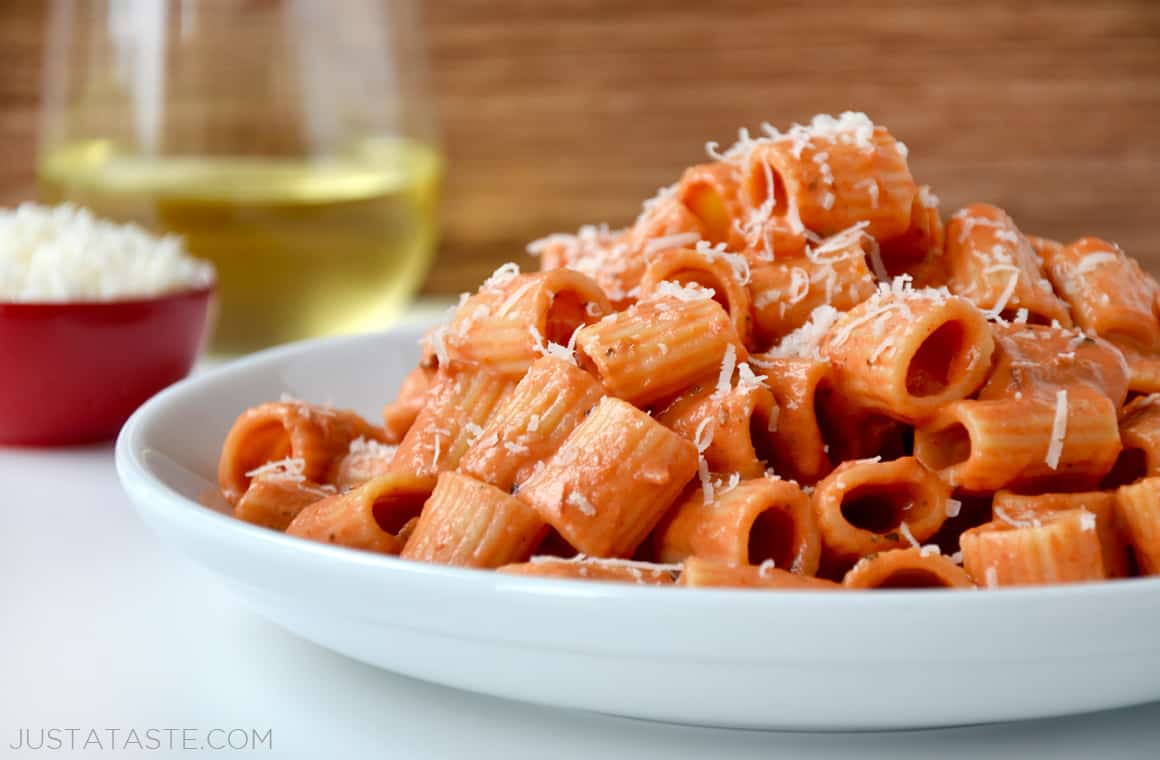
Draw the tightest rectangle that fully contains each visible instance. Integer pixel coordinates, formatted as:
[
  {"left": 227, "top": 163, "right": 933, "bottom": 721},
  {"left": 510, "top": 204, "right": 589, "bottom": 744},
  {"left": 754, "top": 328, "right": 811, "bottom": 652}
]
[{"left": 3, "top": 340, "right": 1160, "bottom": 758}]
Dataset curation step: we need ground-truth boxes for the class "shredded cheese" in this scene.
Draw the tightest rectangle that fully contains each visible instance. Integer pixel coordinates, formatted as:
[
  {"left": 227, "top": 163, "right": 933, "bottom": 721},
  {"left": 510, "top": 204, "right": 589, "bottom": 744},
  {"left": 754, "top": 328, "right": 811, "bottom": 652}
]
[
  {"left": 994, "top": 506, "right": 1040, "bottom": 529},
  {"left": 566, "top": 490, "right": 597, "bottom": 517},
  {"left": 714, "top": 344, "right": 738, "bottom": 397},
  {"left": 1046, "top": 389, "right": 1068, "bottom": 470},
  {"left": 644, "top": 232, "right": 701, "bottom": 255},
  {"left": 652, "top": 280, "right": 716, "bottom": 302},
  {"left": 245, "top": 457, "right": 306, "bottom": 483},
  {"left": 765, "top": 304, "right": 842, "bottom": 360},
  {"left": 0, "top": 203, "right": 214, "bottom": 301}
]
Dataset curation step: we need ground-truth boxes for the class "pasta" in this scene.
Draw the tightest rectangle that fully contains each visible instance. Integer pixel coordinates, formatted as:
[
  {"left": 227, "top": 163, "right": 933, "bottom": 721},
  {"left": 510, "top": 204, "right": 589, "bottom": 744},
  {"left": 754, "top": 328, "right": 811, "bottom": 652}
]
[
  {"left": 1104, "top": 394, "right": 1160, "bottom": 488},
  {"left": 515, "top": 396, "right": 698, "bottom": 557},
  {"left": 216, "top": 111, "right": 1160, "bottom": 592},
  {"left": 650, "top": 476, "right": 820, "bottom": 574},
  {"left": 960, "top": 509, "right": 1107, "bottom": 587},
  {"left": 401, "top": 471, "right": 547, "bottom": 568},
  {"left": 812, "top": 456, "right": 950, "bottom": 564},
  {"left": 943, "top": 204, "right": 1070, "bottom": 325},
  {"left": 842, "top": 548, "right": 973, "bottom": 589}
]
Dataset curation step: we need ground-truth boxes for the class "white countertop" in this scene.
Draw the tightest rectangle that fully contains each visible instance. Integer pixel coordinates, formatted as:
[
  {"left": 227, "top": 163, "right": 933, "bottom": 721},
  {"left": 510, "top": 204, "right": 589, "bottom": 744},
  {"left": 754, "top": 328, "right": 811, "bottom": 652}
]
[{"left": 3, "top": 401, "right": 1160, "bottom": 757}]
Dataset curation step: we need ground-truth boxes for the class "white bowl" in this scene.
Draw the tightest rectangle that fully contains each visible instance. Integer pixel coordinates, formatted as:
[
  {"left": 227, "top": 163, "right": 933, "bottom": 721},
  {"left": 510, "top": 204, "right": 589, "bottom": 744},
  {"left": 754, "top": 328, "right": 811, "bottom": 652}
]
[{"left": 115, "top": 325, "right": 1160, "bottom": 731}]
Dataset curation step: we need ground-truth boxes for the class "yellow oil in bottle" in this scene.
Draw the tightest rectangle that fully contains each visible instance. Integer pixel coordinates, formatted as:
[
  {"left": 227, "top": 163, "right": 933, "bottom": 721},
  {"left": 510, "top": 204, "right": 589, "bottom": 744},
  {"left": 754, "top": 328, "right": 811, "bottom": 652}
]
[{"left": 39, "top": 139, "right": 443, "bottom": 354}]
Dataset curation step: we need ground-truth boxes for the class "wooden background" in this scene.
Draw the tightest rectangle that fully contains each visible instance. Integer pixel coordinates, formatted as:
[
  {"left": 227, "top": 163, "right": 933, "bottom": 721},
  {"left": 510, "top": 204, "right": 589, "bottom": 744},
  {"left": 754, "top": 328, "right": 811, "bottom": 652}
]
[{"left": 2, "top": 0, "right": 1159, "bottom": 291}]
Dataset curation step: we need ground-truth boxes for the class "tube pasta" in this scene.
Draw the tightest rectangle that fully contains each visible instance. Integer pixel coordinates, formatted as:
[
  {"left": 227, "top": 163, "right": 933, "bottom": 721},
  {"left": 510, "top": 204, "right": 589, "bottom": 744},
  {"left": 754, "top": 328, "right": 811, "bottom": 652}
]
[
  {"left": 458, "top": 356, "right": 604, "bottom": 492},
  {"left": 812, "top": 457, "right": 950, "bottom": 563},
  {"left": 676, "top": 162, "right": 749, "bottom": 250},
  {"left": 1041, "top": 237, "right": 1160, "bottom": 353},
  {"left": 819, "top": 289, "right": 994, "bottom": 423},
  {"left": 285, "top": 472, "right": 433, "bottom": 554},
  {"left": 748, "top": 232, "right": 877, "bottom": 345},
  {"left": 427, "top": 269, "right": 611, "bottom": 377},
  {"left": 960, "top": 510, "right": 1107, "bottom": 587},
  {"left": 401, "top": 471, "right": 548, "bottom": 567},
  {"left": 741, "top": 118, "right": 916, "bottom": 240},
  {"left": 842, "top": 548, "right": 973, "bottom": 589},
  {"left": 218, "top": 400, "right": 386, "bottom": 505},
  {"left": 751, "top": 356, "right": 833, "bottom": 483},
  {"left": 943, "top": 204, "right": 1070, "bottom": 325},
  {"left": 655, "top": 380, "right": 779, "bottom": 480},
  {"left": 1124, "top": 352, "right": 1160, "bottom": 395},
  {"left": 234, "top": 477, "right": 334, "bottom": 532},
  {"left": 532, "top": 225, "right": 643, "bottom": 309},
  {"left": 331, "top": 438, "right": 398, "bottom": 492},
  {"left": 1114, "top": 477, "right": 1160, "bottom": 574},
  {"left": 915, "top": 385, "right": 1121, "bottom": 493},
  {"left": 639, "top": 247, "right": 754, "bottom": 347},
  {"left": 382, "top": 366, "right": 434, "bottom": 443},
  {"left": 878, "top": 186, "right": 944, "bottom": 276},
  {"left": 389, "top": 366, "right": 514, "bottom": 480},
  {"left": 978, "top": 323, "right": 1129, "bottom": 408},
  {"left": 575, "top": 291, "right": 745, "bottom": 407},
  {"left": 678, "top": 557, "right": 840, "bottom": 590},
  {"left": 651, "top": 476, "right": 820, "bottom": 575},
  {"left": 499, "top": 556, "right": 680, "bottom": 585},
  {"left": 1103, "top": 394, "right": 1160, "bottom": 488},
  {"left": 991, "top": 490, "right": 1129, "bottom": 578},
  {"left": 516, "top": 397, "right": 698, "bottom": 557}
]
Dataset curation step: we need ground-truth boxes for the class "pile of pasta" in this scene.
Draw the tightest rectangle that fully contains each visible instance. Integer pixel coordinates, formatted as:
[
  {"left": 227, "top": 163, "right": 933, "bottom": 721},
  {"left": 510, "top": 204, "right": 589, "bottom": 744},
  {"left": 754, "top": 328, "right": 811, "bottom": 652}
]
[{"left": 218, "top": 112, "right": 1160, "bottom": 591}]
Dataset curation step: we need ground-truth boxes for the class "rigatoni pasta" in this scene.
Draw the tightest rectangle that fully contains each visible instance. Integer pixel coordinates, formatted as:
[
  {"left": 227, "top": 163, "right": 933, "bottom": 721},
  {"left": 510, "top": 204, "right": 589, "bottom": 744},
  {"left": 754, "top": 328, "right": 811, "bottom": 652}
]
[
  {"left": 516, "top": 396, "right": 698, "bottom": 558},
  {"left": 216, "top": 111, "right": 1160, "bottom": 592}
]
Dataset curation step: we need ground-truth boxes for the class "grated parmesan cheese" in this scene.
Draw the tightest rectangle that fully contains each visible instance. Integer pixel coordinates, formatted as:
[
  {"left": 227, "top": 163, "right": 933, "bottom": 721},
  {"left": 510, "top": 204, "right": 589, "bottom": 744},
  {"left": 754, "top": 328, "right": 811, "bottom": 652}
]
[
  {"left": 1073, "top": 251, "right": 1118, "bottom": 277},
  {"left": 765, "top": 304, "right": 843, "bottom": 360},
  {"left": 758, "top": 558, "right": 776, "bottom": 578},
  {"left": 736, "top": 362, "right": 768, "bottom": 392},
  {"left": 945, "top": 498, "right": 962, "bottom": 519},
  {"left": 766, "top": 404, "right": 780, "bottom": 433},
  {"left": 348, "top": 437, "right": 398, "bottom": 459},
  {"left": 994, "top": 505, "right": 1039, "bottom": 529},
  {"left": 714, "top": 344, "right": 738, "bottom": 397},
  {"left": 0, "top": 203, "right": 214, "bottom": 301},
  {"left": 482, "top": 262, "right": 521, "bottom": 290},
  {"left": 899, "top": 521, "right": 920, "bottom": 548},
  {"left": 693, "top": 417, "right": 715, "bottom": 453},
  {"left": 566, "top": 490, "right": 597, "bottom": 517},
  {"left": 503, "top": 440, "right": 530, "bottom": 455},
  {"left": 698, "top": 456, "right": 714, "bottom": 505},
  {"left": 1079, "top": 508, "right": 1097, "bottom": 532},
  {"left": 644, "top": 232, "right": 701, "bottom": 255},
  {"left": 652, "top": 280, "right": 715, "bottom": 302},
  {"left": 1045, "top": 389, "right": 1068, "bottom": 470},
  {"left": 245, "top": 457, "right": 306, "bottom": 483}
]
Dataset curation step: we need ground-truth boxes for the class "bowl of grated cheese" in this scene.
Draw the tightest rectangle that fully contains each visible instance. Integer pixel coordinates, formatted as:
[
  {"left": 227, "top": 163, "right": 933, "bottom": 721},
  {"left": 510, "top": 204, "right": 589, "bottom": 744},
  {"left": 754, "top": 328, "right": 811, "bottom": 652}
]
[{"left": 0, "top": 203, "right": 215, "bottom": 445}]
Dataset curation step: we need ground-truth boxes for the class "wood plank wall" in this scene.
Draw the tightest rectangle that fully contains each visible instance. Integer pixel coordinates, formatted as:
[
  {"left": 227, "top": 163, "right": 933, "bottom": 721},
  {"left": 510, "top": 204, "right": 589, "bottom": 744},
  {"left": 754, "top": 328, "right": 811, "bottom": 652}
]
[{"left": 2, "top": 0, "right": 1159, "bottom": 290}]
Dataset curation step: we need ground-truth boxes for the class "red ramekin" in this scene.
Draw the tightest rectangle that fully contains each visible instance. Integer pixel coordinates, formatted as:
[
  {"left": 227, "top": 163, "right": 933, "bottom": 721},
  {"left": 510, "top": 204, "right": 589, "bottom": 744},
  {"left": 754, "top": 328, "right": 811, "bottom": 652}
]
[{"left": 0, "top": 285, "right": 214, "bottom": 446}]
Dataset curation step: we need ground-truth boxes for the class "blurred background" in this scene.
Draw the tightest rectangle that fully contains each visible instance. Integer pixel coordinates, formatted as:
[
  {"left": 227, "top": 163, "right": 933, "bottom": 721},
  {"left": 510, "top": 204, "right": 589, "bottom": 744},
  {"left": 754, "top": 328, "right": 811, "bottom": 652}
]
[{"left": 2, "top": 0, "right": 1158, "bottom": 303}]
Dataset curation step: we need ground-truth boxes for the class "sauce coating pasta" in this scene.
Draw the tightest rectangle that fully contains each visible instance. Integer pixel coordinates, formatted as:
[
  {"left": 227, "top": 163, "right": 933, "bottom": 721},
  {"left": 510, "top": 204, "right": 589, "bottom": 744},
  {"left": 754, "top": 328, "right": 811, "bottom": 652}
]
[{"left": 218, "top": 112, "right": 1160, "bottom": 591}]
